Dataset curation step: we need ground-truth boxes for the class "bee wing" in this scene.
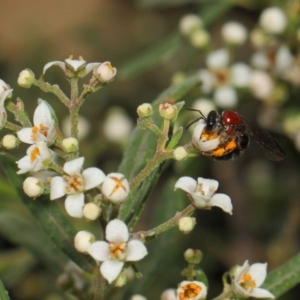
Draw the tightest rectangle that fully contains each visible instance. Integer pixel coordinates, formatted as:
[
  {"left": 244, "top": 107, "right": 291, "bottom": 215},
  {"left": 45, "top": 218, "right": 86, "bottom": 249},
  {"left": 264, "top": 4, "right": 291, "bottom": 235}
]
[{"left": 242, "top": 117, "right": 285, "bottom": 161}]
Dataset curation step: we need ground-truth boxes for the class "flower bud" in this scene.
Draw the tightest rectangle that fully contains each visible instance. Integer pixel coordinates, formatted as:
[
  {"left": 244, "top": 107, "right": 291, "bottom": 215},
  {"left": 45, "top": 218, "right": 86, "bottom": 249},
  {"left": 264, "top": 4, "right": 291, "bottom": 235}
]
[
  {"left": 2, "top": 134, "right": 18, "bottom": 149},
  {"left": 82, "top": 202, "right": 101, "bottom": 221},
  {"left": 23, "top": 177, "right": 44, "bottom": 198},
  {"left": 137, "top": 103, "right": 153, "bottom": 117},
  {"left": 130, "top": 295, "right": 147, "bottom": 300},
  {"left": 17, "top": 69, "right": 35, "bottom": 88},
  {"left": 173, "top": 147, "right": 188, "bottom": 161},
  {"left": 179, "top": 14, "right": 203, "bottom": 36},
  {"left": 184, "top": 248, "right": 203, "bottom": 264},
  {"left": 93, "top": 61, "right": 117, "bottom": 83},
  {"left": 250, "top": 28, "right": 268, "bottom": 48},
  {"left": 178, "top": 217, "right": 196, "bottom": 234},
  {"left": 0, "top": 79, "right": 11, "bottom": 96},
  {"left": 160, "top": 288, "right": 176, "bottom": 300},
  {"left": 102, "top": 173, "right": 130, "bottom": 203},
  {"left": 74, "top": 230, "right": 95, "bottom": 253},
  {"left": 259, "top": 7, "right": 287, "bottom": 34},
  {"left": 62, "top": 137, "right": 79, "bottom": 152},
  {"left": 159, "top": 103, "right": 178, "bottom": 120},
  {"left": 221, "top": 21, "right": 247, "bottom": 45},
  {"left": 114, "top": 272, "right": 127, "bottom": 287},
  {"left": 189, "top": 29, "right": 210, "bottom": 49}
]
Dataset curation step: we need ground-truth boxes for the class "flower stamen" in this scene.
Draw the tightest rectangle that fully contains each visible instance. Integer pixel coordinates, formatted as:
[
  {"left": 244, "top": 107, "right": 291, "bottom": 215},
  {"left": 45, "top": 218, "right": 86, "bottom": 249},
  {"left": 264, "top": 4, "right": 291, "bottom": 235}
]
[{"left": 179, "top": 283, "right": 201, "bottom": 300}]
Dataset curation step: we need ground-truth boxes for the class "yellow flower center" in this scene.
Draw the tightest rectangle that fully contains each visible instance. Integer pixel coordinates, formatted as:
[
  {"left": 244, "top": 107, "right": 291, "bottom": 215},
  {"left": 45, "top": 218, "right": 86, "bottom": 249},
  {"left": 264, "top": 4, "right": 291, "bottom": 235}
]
[
  {"left": 179, "top": 283, "right": 201, "bottom": 300},
  {"left": 64, "top": 173, "right": 85, "bottom": 194},
  {"left": 31, "top": 124, "right": 48, "bottom": 141},
  {"left": 109, "top": 242, "right": 126, "bottom": 260},
  {"left": 240, "top": 273, "right": 256, "bottom": 291},
  {"left": 30, "top": 147, "right": 40, "bottom": 162}
]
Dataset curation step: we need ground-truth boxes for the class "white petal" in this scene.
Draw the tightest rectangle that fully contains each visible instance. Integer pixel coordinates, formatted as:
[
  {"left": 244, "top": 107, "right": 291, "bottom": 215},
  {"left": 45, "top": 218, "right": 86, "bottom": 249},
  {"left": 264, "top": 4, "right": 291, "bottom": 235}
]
[
  {"left": 65, "top": 194, "right": 84, "bottom": 218},
  {"left": 174, "top": 176, "right": 197, "bottom": 193},
  {"left": 50, "top": 176, "right": 66, "bottom": 200},
  {"left": 190, "top": 194, "right": 209, "bottom": 208},
  {"left": 251, "top": 287, "right": 275, "bottom": 299},
  {"left": 249, "top": 263, "right": 267, "bottom": 287},
  {"left": 275, "top": 45, "right": 293, "bottom": 73},
  {"left": 17, "top": 128, "right": 36, "bottom": 144},
  {"left": 33, "top": 101, "right": 52, "bottom": 127},
  {"left": 16, "top": 155, "right": 32, "bottom": 174},
  {"left": 126, "top": 240, "right": 148, "bottom": 261},
  {"left": 0, "top": 89, "right": 13, "bottom": 130},
  {"left": 63, "top": 157, "right": 84, "bottom": 175},
  {"left": 106, "top": 219, "right": 129, "bottom": 243},
  {"left": 43, "top": 61, "right": 66, "bottom": 74},
  {"left": 210, "top": 193, "right": 233, "bottom": 214},
  {"left": 83, "top": 167, "right": 106, "bottom": 190},
  {"left": 100, "top": 260, "right": 124, "bottom": 284},
  {"left": 214, "top": 86, "right": 238, "bottom": 109},
  {"left": 196, "top": 177, "right": 218, "bottom": 196},
  {"left": 87, "top": 241, "right": 110, "bottom": 261},
  {"left": 84, "top": 62, "right": 101, "bottom": 76},
  {"left": 206, "top": 48, "right": 229, "bottom": 69},
  {"left": 231, "top": 63, "right": 252, "bottom": 87},
  {"left": 65, "top": 59, "right": 86, "bottom": 72}
]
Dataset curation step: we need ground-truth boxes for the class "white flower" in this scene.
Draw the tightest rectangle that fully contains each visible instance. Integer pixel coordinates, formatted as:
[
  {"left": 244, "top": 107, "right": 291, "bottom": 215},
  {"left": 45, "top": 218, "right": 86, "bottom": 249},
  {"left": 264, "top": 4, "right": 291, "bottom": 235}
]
[
  {"left": 192, "top": 119, "right": 220, "bottom": 152},
  {"left": 222, "top": 21, "right": 247, "bottom": 44},
  {"left": 23, "top": 177, "right": 44, "bottom": 197},
  {"left": 50, "top": 157, "right": 106, "bottom": 218},
  {"left": 179, "top": 14, "right": 203, "bottom": 36},
  {"left": 161, "top": 288, "right": 176, "bottom": 300},
  {"left": 87, "top": 219, "right": 148, "bottom": 284},
  {"left": 0, "top": 83, "right": 13, "bottom": 130},
  {"left": 93, "top": 61, "right": 117, "bottom": 83},
  {"left": 74, "top": 230, "right": 95, "bottom": 253},
  {"left": 174, "top": 176, "right": 232, "bottom": 214},
  {"left": 259, "top": 7, "right": 287, "bottom": 34},
  {"left": 250, "top": 70, "right": 274, "bottom": 100},
  {"left": 176, "top": 280, "right": 207, "bottom": 300},
  {"left": 101, "top": 173, "right": 130, "bottom": 204},
  {"left": 231, "top": 63, "right": 252, "bottom": 87},
  {"left": 192, "top": 98, "right": 216, "bottom": 117},
  {"left": 214, "top": 86, "right": 238, "bottom": 109},
  {"left": 130, "top": 295, "right": 147, "bottom": 300},
  {"left": 206, "top": 48, "right": 229, "bottom": 69},
  {"left": 17, "top": 100, "right": 55, "bottom": 145},
  {"left": 43, "top": 57, "right": 100, "bottom": 77},
  {"left": 16, "top": 141, "right": 53, "bottom": 174},
  {"left": 231, "top": 260, "right": 275, "bottom": 299}
]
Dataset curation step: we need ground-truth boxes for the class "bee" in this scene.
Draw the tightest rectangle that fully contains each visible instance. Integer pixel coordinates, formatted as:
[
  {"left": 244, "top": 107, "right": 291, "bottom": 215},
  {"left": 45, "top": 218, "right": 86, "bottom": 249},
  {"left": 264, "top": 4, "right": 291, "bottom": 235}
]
[{"left": 187, "top": 109, "right": 285, "bottom": 161}]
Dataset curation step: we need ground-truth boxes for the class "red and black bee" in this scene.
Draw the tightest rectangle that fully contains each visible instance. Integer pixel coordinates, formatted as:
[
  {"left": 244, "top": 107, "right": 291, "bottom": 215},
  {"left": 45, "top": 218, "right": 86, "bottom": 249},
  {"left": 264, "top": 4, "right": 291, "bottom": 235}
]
[{"left": 188, "top": 109, "right": 285, "bottom": 161}]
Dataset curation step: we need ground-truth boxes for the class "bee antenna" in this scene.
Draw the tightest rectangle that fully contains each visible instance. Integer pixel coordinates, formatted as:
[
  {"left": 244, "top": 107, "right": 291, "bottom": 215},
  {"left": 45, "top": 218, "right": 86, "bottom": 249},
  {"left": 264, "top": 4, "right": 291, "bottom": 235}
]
[{"left": 185, "top": 108, "right": 206, "bottom": 130}]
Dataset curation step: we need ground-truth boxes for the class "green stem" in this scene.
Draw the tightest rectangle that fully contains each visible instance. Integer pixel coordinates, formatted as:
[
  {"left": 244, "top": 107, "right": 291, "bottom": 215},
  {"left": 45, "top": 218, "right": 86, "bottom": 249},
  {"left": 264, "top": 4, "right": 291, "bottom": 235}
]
[
  {"left": 131, "top": 204, "right": 195, "bottom": 240},
  {"left": 76, "top": 77, "right": 100, "bottom": 107},
  {"left": 156, "top": 118, "right": 170, "bottom": 151},
  {"left": 4, "top": 121, "right": 22, "bottom": 132},
  {"left": 33, "top": 78, "right": 71, "bottom": 107},
  {"left": 6, "top": 100, "right": 32, "bottom": 127},
  {"left": 49, "top": 162, "right": 64, "bottom": 174},
  {"left": 69, "top": 107, "right": 79, "bottom": 139},
  {"left": 70, "top": 77, "right": 79, "bottom": 102},
  {"left": 129, "top": 150, "right": 173, "bottom": 192}
]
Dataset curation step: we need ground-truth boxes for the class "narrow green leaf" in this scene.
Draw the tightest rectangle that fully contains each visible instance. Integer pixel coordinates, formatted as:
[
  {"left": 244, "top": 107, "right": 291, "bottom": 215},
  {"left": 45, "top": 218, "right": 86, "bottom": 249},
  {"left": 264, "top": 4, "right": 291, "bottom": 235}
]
[
  {"left": 0, "top": 279, "right": 10, "bottom": 300},
  {"left": 1, "top": 155, "right": 94, "bottom": 273},
  {"left": 0, "top": 211, "right": 69, "bottom": 274},
  {"left": 261, "top": 252, "right": 300, "bottom": 298},
  {"left": 118, "top": 75, "right": 200, "bottom": 223},
  {"left": 118, "top": 32, "right": 182, "bottom": 80}
]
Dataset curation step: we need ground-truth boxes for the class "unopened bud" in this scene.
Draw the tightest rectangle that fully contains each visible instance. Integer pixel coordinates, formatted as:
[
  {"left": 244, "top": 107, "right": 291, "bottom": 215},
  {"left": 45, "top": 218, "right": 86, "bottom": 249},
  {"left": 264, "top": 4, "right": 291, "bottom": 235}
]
[
  {"left": 137, "top": 103, "right": 153, "bottom": 117},
  {"left": 259, "top": 7, "right": 287, "bottom": 34},
  {"left": 114, "top": 272, "right": 127, "bottom": 287},
  {"left": 62, "top": 137, "right": 79, "bottom": 152},
  {"left": 178, "top": 217, "right": 196, "bottom": 234},
  {"left": 159, "top": 103, "right": 178, "bottom": 120},
  {"left": 221, "top": 21, "right": 247, "bottom": 45},
  {"left": 184, "top": 248, "right": 203, "bottom": 264},
  {"left": 82, "top": 202, "right": 101, "bottom": 221},
  {"left": 23, "top": 177, "right": 44, "bottom": 198},
  {"left": 93, "top": 61, "right": 117, "bottom": 83},
  {"left": 189, "top": 29, "right": 210, "bottom": 49},
  {"left": 173, "top": 147, "right": 188, "bottom": 161},
  {"left": 161, "top": 289, "right": 176, "bottom": 300},
  {"left": 74, "top": 230, "right": 95, "bottom": 253},
  {"left": 2, "top": 134, "right": 18, "bottom": 149},
  {"left": 130, "top": 295, "right": 147, "bottom": 300},
  {"left": 179, "top": 14, "right": 203, "bottom": 36},
  {"left": 18, "top": 69, "right": 35, "bottom": 88}
]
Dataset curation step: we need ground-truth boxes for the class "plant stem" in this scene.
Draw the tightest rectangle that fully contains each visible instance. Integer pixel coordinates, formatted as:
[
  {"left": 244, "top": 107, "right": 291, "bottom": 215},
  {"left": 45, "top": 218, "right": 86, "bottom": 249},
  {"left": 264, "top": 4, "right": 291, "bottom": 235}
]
[
  {"left": 131, "top": 204, "right": 195, "bottom": 240},
  {"left": 5, "top": 121, "right": 22, "bottom": 132}
]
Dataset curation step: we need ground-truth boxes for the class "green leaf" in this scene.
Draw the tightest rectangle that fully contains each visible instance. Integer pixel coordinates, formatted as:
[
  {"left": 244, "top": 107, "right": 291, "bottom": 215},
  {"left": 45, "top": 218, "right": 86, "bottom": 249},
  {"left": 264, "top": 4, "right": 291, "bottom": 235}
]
[
  {"left": 118, "top": 74, "right": 200, "bottom": 224},
  {"left": 0, "top": 211, "right": 70, "bottom": 274},
  {"left": 118, "top": 32, "right": 182, "bottom": 80},
  {"left": 1, "top": 155, "right": 94, "bottom": 273},
  {"left": 0, "top": 279, "right": 10, "bottom": 300},
  {"left": 261, "top": 252, "right": 300, "bottom": 298}
]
